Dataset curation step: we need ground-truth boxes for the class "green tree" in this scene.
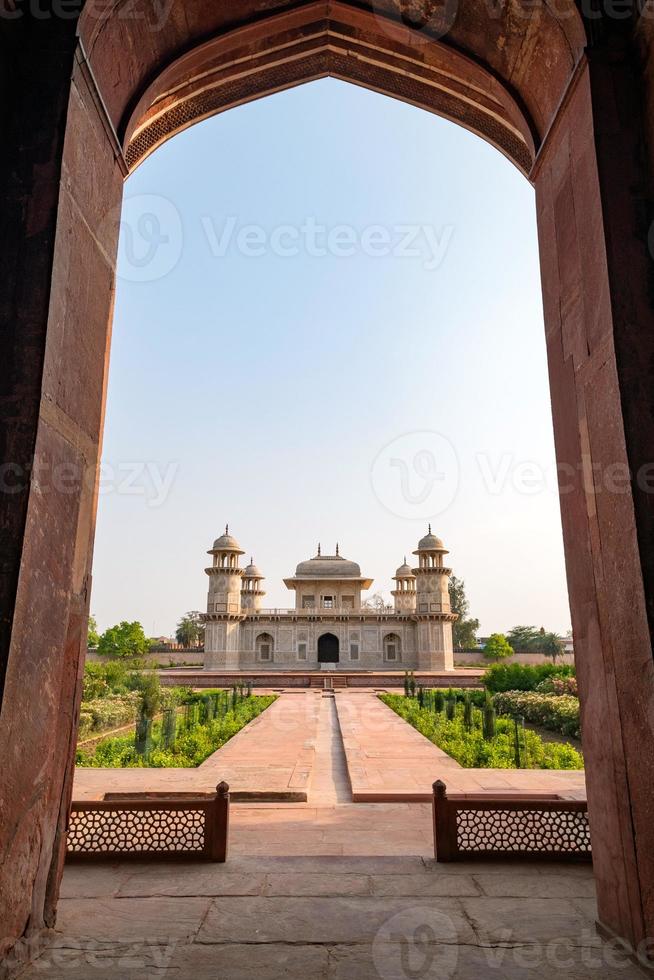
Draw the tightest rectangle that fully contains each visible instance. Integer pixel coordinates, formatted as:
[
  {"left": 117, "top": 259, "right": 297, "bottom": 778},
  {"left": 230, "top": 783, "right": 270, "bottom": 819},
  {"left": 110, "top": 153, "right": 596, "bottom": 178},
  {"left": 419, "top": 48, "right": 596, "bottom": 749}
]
[
  {"left": 97, "top": 621, "right": 150, "bottom": 660},
  {"left": 483, "top": 633, "right": 514, "bottom": 661},
  {"left": 87, "top": 614, "right": 100, "bottom": 649},
  {"left": 506, "top": 625, "right": 565, "bottom": 660},
  {"left": 506, "top": 625, "right": 542, "bottom": 651},
  {"left": 540, "top": 630, "right": 565, "bottom": 663},
  {"left": 175, "top": 611, "right": 204, "bottom": 648},
  {"left": 448, "top": 575, "right": 480, "bottom": 650},
  {"left": 131, "top": 671, "right": 161, "bottom": 719}
]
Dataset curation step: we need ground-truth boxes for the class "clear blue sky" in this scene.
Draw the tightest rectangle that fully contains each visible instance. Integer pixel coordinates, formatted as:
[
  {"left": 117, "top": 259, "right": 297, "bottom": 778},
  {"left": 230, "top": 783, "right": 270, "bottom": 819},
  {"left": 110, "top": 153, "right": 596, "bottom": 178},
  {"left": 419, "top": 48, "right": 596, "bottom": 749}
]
[{"left": 91, "top": 78, "right": 570, "bottom": 638}]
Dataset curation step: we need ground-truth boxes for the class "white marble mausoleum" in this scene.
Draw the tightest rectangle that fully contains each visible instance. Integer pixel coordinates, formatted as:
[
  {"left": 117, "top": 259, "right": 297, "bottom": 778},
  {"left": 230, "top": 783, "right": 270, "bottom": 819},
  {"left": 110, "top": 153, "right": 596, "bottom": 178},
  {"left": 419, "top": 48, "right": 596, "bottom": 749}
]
[{"left": 201, "top": 526, "right": 456, "bottom": 671}]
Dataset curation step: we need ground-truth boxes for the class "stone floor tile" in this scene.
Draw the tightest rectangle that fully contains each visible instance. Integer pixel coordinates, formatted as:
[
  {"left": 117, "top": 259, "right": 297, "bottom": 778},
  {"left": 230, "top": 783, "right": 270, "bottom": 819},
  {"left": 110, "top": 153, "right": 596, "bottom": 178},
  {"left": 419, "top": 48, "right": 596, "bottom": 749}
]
[
  {"left": 327, "top": 942, "right": 459, "bottom": 980},
  {"left": 166, "top": 942, "right": 329, "bottom": 978},
  {"left": 225, "top": 854, "right": 429, "bottom": 875},
  {"left": 326, "top": 939, "right": 644, "bottom": 980},
  {"left": 473, "top": 871, "right": 597, "bottom": 899},
  {"left": 370, "top": 873, "right": 481, "bottom": 897},
  {"left": 451, "top": 941, "right": 644, "bottom": 979},
  {"left": 52, "top": 897, "right": 211, "bottom": 945},
  {"left": 461, "top": 896, "right": 596, "bottom": 944},
  {"left": 197, "top": 896, "right": 475, "bottom": 945},
  {"left": 58, "top": 864, "right": 130, "bottom": 899},
  {"left": 117, "top": 867, "right": 265, "bottom": 897},
  {"left": 263, "top": 872, "right": 371, "bottom": 896},
  {"left": 19, "top": 943, "right": 181, "bottom": 979}
]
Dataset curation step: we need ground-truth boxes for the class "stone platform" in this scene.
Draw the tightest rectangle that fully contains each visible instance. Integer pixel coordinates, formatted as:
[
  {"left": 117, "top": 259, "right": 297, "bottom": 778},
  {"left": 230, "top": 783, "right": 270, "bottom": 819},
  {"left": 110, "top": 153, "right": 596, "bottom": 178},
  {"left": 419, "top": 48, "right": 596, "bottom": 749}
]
[
  {"left": 157, "top": 668, "right": 485, "bottom": 689},
  {"left": 15, "top": 854, "right": 643, "bottom": 980},
  {"left": 29, "top": 691, "right": 624, "bottom": 980}
]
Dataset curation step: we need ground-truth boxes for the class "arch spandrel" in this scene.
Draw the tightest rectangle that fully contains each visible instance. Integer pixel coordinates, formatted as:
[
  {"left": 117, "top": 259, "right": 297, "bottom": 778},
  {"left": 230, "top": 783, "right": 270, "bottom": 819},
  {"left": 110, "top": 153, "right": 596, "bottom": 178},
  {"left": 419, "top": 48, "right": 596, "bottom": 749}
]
[{"left": 79, "top": 0, "right": 586, "bottom": 178}]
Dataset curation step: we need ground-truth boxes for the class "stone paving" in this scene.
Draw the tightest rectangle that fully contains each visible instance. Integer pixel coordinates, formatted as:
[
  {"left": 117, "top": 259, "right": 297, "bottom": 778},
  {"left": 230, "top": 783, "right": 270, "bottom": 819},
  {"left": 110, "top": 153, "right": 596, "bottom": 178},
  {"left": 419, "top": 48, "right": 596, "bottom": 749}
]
[
  {"left": 16, "top": 857, "right": 643, "bottom": 979},
  {"left": 15, "top": 691, "right": 641, "bottom": 979},
  {"left": 229, "top": 802, "right": 434, "bottom": 856}
]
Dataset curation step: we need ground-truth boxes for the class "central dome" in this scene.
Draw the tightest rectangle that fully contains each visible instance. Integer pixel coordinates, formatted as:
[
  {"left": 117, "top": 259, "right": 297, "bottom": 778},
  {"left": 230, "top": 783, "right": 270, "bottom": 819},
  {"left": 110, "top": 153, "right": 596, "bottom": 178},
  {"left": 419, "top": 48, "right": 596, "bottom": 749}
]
[{"left": 294, "top": 554, "right": 362, "bottom": 579}]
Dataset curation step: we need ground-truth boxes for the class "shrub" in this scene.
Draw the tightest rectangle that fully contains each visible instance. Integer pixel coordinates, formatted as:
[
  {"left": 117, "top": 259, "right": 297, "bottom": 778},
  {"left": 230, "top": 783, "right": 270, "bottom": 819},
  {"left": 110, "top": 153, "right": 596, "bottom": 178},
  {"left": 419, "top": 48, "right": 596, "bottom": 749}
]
[
  {"left": 77, "top": 695, "right": 277, "bottom": 768},
  {"left": 493, "top": 691, "right": 580, "bottom": 738},
  {"left": 483, "top": 633, "right": 514, "bottom": 661},
  {"left": 131, "top": 671, "right": 161, "bottom": 719},
  {"left": 535, "top": 675, "right": 578, "bottom": 697},
  {"left": 482, "top": 696, "right": 496, "bottom": 740},
  {"left": 463, "top": 692, "right": 473, "bottom": 731},
  {"left": 84, "top": 692, "right": 140, "bottom": 734},
  {"left": 428, "top": 688, "right": 486, "bottom": 709},
  {"left": 78, "top": 710, "right": 94, "bottom": 740},
  {"left": 484, "top": 662, "right": 574, "bottom": 694},
  {"left": 82, "top": 660, "right": 131, "bottom": 700},
  {"left": 379, "top": 694, "right": 582, "bottom": 770}
]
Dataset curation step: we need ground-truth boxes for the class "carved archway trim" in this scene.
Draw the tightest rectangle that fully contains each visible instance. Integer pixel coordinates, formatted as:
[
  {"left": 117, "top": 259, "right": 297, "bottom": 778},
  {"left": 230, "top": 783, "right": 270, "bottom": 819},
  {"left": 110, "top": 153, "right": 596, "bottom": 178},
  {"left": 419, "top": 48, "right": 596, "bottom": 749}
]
[{"left": 122, "top": 2, "right": 537, "bottom": 174}]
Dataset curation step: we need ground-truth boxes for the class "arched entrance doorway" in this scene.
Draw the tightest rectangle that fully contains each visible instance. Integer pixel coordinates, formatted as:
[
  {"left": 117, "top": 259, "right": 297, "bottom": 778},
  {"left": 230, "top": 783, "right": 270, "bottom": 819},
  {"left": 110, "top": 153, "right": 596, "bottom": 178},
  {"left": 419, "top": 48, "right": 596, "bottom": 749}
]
[
  {"left": 318, "top": 633, "right": 340, "bottom": 664},
  {"left": 2, "top": 0, "right": 654, "bottom": 962}
]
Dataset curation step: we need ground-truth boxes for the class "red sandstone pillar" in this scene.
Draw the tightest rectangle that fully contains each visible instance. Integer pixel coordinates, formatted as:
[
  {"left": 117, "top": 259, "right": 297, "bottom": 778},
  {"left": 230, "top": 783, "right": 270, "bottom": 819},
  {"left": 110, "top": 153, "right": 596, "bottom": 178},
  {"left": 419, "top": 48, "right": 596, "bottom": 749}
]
[
  {"left": 534, "top": 31, "right": 654, "bottom": 957},
  {"left": 0, "top": 21, "right": 124, "bottom": 966}
]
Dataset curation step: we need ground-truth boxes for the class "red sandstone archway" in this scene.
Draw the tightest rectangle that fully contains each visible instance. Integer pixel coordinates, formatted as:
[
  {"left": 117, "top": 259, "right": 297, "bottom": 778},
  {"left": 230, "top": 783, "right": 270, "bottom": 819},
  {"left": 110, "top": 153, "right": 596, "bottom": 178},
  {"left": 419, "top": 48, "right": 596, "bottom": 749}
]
[{"left": 1, "top": 0, "right": 654, "bottom": 965}]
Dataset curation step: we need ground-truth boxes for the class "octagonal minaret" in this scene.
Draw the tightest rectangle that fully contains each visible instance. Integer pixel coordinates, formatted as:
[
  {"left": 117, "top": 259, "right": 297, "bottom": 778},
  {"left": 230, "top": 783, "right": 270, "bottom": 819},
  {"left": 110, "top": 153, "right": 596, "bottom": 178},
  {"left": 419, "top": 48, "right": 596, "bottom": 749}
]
[
  {"left": 241, "top": 558, "right": 266, "bottom": 612},
  {"left": 412, "top": 525, "right": 452, "bottom": 613},
  {"left": 206, "top": 525, "right": 244, "bottom": 614},
  {"left": 392, "top": 558, "right": 417, "bottom": 613},
  {"left": 412, "top": 525, "right": 455, "bottom": 669},
  {"left": 203, "top": 525, "right": 245, "bottom": 668}
]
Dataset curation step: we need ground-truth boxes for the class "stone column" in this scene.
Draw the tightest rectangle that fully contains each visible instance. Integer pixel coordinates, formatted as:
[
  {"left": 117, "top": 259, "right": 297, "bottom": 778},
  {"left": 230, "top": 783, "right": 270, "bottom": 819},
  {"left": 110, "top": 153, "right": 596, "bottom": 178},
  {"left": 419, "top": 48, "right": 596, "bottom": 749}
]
[
  {"left": 533, "top": 26, "right": 654, "bottom": 955},
  {"left": 0, "top": 20, "right": 124, "bottom": 965}
]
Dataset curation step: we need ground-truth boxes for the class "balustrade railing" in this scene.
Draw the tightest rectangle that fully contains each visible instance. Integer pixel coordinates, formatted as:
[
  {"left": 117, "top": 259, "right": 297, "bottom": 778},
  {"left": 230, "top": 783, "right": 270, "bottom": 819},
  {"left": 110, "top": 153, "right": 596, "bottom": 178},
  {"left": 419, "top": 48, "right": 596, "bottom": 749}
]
[
  {"left": 432, "top": 780, "right": 591, "bottom": 862},
  {"left": 67, "top": 782, "right": 230, "bottom": 862},
  {"left": 254, "top": 605, "right": 395, "bottom": 616}
]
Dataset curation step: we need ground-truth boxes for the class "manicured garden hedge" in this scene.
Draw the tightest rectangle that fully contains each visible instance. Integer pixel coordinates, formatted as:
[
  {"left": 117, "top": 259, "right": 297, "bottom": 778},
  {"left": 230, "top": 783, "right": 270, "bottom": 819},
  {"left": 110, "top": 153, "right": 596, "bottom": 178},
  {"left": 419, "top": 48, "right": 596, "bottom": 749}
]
[
  {"left": 423, "top": 688, "right": 486, "bottom": 709},
  {"left": 483, "top": 662, "right": 574, "bottom": 694},
  {"left": 76, "top": 695, "right": 276, "bottom": 768},
  {"left": 78, "top": 660, "right": 196, "bottom": 741},
  {"left": 380, "top": 694, "right": 583, "bottom": 770},
  {"left": 493, "top": 691, "right": 581, "bottom": 738},
  {"left": 78, "top": 693, "right": 140, "bottom": 740}
]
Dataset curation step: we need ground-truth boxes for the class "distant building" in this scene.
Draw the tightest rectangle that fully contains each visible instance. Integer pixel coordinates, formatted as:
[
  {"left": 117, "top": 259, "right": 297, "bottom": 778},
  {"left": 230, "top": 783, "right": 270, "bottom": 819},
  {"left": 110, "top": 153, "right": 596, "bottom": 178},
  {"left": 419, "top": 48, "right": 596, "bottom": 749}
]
[{"left": 201, "top": 526, "right": 456, "bottom": 671}]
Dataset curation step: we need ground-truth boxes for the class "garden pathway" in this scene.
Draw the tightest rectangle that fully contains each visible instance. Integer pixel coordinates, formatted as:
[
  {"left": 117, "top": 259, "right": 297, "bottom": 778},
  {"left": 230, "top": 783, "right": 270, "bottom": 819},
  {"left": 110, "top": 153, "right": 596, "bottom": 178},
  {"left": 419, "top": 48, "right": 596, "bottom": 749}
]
[
  {"left": 22, "top": 692, "right": 626, "bottom": 979},
  {"left": 73, "top": 689, "right": 586, "bottom": 803},
  {"left": 335, "top": 691, "right": 586, "bottom": 801},
  {"left": 73, "top": 691, "right": 319, "bottom": 801}
]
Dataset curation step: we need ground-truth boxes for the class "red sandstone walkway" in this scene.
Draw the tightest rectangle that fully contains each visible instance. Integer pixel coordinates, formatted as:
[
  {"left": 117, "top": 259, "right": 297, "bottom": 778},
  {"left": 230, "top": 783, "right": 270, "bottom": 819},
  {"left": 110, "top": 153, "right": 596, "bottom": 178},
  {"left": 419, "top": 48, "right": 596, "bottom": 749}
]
[
  {"left": 74, "top": 689, "right": 585, "bottom": 805},
  {"left": 73, "top": 692, "right": 319, "bottom": 801},
  {"left": 335, "top": 691, "right": 586, "bottom": 801}
]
